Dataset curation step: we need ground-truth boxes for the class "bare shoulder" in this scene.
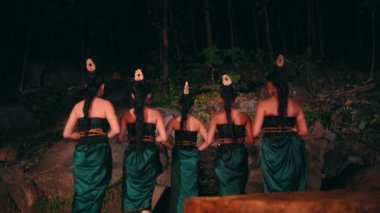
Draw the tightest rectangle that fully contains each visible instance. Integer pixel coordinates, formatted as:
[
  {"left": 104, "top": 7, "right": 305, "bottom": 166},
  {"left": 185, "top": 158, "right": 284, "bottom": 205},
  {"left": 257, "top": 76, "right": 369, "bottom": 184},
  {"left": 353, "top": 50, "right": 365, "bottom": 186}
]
[
  {"left": 121, "top": 109, "right": 133, "bottom": 121},
  {"left": 189, "top": 115, "right": 203, "bottom": 125},
  {"left": 169, "top": 115, "right": 180, "bottom": 124},
  {"left": 149, "top": 108, "right": 162, "bottom": 117},
  {"left": 238, "top": 110, "right": 250, "bottom": 120},
  {"left": 288, "top": 98, "right": 302, "bottom": 115}
]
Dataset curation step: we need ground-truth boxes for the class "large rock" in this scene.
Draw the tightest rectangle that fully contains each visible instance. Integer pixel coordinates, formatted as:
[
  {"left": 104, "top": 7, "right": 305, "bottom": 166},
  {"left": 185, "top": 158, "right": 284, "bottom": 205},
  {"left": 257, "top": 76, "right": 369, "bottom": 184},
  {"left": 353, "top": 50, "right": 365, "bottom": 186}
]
[
  {"left": 347, "top": 165, "right": 380, "bottom": 191},
  {"left": 184, "top": 190, "right": 380, "bottom": 213},
  {"left": 0, "top": 105, "right": 38, "bottom": 132},
  {"left": 29, "top": 140, "right": 128, "bottom": 199},
  {"left": 0, "top": 164, "right": 35, "bottom": 212}
]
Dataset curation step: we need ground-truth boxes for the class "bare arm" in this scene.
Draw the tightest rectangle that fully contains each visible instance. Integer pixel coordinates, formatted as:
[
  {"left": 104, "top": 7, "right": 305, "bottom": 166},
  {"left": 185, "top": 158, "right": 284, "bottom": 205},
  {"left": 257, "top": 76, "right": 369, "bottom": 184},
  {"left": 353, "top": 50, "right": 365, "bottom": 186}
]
[
  {"left": 296, "top": 109, "right": 308, "bottom": 137},
  {"left": 165, "top": 119, "right": 175, "bottom": 147},
  {"left": 198, "top": 115, "right": 217, "bottom": 151},
  {"left": 63, "top": 104, "right": 80, "bottom": 139},
  {"left": 156, "top": 112, "right": 173, "bottom": 149},
  {"left": 252, "top": 102, "right": 265, "bottom": 139},
  {"left": 106, "top": 101, "right": 120, "bottom": 138},
  {"left": 118, "top": 113, "right": 128, "bottom": 143},
  {"left": 198, "top": 120, "right": 208, "bottom": 142},
  {"left": 244, "top": 114, "right": 254, "bottom": 144}
]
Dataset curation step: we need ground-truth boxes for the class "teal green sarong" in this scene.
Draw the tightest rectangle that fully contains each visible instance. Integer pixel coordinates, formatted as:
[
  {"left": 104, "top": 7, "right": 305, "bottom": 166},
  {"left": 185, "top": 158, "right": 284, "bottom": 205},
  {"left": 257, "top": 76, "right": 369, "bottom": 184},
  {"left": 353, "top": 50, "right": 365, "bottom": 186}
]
[
  {"left": 170, "top": 147, "right": 199, "bottom": 213},
  {"left": 261, "top": 134, "right": 308, "bottom": 192},
  {"left": 122, "top": 142, "right": 163, "bottom": 212},
  {"left": 215, "top": 144, "right": 248, "bottom": 195},
  {"left": 72, "top": 142, "right": 112, "bottom": 213}
]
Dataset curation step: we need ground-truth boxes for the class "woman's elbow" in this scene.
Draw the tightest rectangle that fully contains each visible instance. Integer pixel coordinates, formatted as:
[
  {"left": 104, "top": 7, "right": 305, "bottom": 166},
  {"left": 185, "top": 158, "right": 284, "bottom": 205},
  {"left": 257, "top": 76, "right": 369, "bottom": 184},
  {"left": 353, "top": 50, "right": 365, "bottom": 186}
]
[
  {"left": 298, "top": 129, "right": 308, "bottom": 137},
  {"left": 63, "top": 132, "right": 69, "bottom": 139}
]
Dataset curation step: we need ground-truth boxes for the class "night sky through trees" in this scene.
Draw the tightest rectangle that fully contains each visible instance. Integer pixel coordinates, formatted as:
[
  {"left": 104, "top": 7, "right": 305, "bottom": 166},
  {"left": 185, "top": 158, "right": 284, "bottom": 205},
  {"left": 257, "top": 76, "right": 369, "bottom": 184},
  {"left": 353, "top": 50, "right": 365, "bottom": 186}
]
[{"left": 0, "top": 0, "right": 379, "bottom": 96}]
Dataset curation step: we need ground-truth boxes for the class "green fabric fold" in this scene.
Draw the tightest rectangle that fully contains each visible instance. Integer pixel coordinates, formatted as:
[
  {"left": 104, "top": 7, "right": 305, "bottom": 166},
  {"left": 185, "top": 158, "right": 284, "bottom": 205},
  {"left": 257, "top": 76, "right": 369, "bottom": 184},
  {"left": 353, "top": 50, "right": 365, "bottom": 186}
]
[
  {"left": 215, "top": 144, "right": 248, "bottom": 195},
  {"left": 72, "top": 143, "right": 112, "bottom": 213},
  {"left": 122, "top": 142, "right": 163, "bottom": 212},
  {"left": 261, "top": 134, "right": 308, "bottom": 192},
  {"left": 170, "top": 147, "right": 199, "bottom": 213}
]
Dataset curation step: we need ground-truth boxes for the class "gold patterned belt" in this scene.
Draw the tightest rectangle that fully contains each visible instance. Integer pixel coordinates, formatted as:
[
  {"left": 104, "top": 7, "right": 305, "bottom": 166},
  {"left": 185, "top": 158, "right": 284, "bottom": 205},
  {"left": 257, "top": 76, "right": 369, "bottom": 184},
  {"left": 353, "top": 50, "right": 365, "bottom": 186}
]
[
  {"left": 175, "top": 140, "right": 196, "bottom": 146},
  {"left": 128, "top": 135, "right": 155, "bottom": 142},
  {"left": 217, "top": 137, "right": 245, "bottom": 145},
  {"left": 262, "top": 127, "right": 295, "bottom": 133},
  {"left": 79, "top": 128, "right": 107, "bottom": 137}
]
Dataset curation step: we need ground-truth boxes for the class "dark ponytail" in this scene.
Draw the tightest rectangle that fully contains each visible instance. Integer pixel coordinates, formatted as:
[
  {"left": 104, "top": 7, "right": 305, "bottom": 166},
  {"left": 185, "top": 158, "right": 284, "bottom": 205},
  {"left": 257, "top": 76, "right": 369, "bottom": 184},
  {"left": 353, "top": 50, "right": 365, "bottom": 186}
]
[
  {"left": 83, "top": 59, "right": 104, "bottom": 128},
  {"left": 132, "top": 79, "right": 151, "bottom": 148},
  {"left": 180, "top": 94, "right": 195, "bottom": 131},
  {"left": 267, "top": 65, "right": 289, "bottom": 123},
  {"left": 220, "top": 75, "right": 237, "bottom": 139}
]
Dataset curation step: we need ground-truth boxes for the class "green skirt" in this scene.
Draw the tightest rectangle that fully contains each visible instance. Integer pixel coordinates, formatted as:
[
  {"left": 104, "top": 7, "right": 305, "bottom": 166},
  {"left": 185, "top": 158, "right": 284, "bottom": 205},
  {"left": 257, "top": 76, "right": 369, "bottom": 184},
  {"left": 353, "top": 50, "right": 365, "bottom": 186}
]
[
  {"left": 215, "top": 144, "right": 248, "bottom": 196},
  {"left": 261, "top": 134, "right": 308, "bottom": 192},
  {"left": 170, "top": 146, "right": 199, "bottom": 213},
  {"left": 122, "top": 142, "right": 163, "bottom": 212},
  {"left": 72, "top": 142, "right": 112, "bottom": 213}
]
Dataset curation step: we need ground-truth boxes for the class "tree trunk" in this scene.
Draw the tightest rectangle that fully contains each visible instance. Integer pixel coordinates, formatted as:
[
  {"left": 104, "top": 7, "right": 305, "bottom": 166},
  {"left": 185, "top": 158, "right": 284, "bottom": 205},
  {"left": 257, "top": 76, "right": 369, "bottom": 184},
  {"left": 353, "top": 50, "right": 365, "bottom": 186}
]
[
  {"left": 80, "top": 17, "right": 85, "bottom": 71},
  {"left": 107, "top": 14, "right": 115, "bottom": 69},
  {"left": 357, "top": 7, "right": 363, "bottom": 53},
  {"left": 169, "top": 3, "right": 181, "bottom": 64},
  {"left": 315, "top": 0, "right": 325, "bottom": 58},
  {"left": 275, "top": 0, "right": 288, "bottom": 54},
  {"left": 204, "top": 0, "right": 212, "bottom": 46},
  {"left": 263, "top": 1, "right": 273, "bottom": 60},
  {"left": 189, "top": 0, "right": 198, "bottom": 54},
  {"left": 369, "top": 10, "right": 376, "bottom": 80},
  {"left": 252, "top": 10, "right": 261, "bottom": 53},
  {"left": 19, "top": 24, "right": 33, "bottom": 93},
  {"left": 307, "top": 0, "right": 316, "bottom": 57},
  {"left": 227, "top": 0, "right": 235, "bottom": 62},
  {"left": 162, "top": 0, "right": 169, "bottom": 81}
]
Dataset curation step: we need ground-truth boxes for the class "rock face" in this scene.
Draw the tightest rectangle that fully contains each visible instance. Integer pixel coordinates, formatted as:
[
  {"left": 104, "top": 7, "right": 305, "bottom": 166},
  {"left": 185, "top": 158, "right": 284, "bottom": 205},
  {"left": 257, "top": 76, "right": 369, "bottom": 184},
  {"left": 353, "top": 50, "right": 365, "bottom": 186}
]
[
  {"left": 0, "top": 105, "right": 38, "bottom": 132},
  {"left": 29, "top": 140, "right": 128, "bottom": 199},
  {"left": 184, "top": 190, "right": 380, "bottom": 213}
]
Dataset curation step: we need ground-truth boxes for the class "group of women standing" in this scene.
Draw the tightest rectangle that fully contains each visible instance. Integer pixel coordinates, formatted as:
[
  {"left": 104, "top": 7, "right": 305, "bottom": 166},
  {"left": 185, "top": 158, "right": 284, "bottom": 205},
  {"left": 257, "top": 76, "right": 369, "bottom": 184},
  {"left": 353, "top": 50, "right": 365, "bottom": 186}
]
[{"left": 63, "top": 54, "right": 308, "bottom": 213}]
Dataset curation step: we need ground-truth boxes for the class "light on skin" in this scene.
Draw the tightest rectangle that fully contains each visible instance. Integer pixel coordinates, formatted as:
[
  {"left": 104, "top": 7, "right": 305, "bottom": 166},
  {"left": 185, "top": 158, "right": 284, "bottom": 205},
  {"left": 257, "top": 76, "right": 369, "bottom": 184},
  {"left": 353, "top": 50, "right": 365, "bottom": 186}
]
[
  {"left": 63, "top": 84, "right": 120, "bottom": 139},
  {"left": 165, "top": 107, "right": 208, "bottom": 149},
  {"left": 251, "top": 82, "right": 308, "bottom": 143},
  {"left": 118, "top": 93, "right": 173, "bottom": 150},
  {"left": 198, "top": 98, "right": 254, "bottom": 152}
]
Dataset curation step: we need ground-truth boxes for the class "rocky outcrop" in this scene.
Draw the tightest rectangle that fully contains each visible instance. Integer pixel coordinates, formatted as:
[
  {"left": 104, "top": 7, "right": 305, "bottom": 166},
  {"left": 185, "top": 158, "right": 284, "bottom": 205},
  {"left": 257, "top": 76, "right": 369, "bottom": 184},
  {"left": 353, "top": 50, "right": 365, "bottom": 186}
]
[
  {"left": 184, "top": 190, "right": 380, "bottom": 213},
  {"left": 28, "top": 140, "right": 128, "bottom": 199}
]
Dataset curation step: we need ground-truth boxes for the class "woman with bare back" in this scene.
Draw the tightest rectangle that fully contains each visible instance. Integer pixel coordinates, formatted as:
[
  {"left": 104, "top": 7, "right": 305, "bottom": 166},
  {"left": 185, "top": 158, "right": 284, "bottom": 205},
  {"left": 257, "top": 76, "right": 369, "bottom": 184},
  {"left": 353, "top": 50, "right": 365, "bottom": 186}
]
[
  {"left": 63, "top": 58, "right": 120, "bottom": 212},
  {"left": 198, "top": 74, "right": 253, "bottom": 195},
  {"left": 118, "top": 69, "right": 172, "bottom": 213},
  {"left": 167, "top": 81, "right": 207, "bottom": 213},
  {"left": 252, "top": 54, "right": 308, "bottom": 192}
]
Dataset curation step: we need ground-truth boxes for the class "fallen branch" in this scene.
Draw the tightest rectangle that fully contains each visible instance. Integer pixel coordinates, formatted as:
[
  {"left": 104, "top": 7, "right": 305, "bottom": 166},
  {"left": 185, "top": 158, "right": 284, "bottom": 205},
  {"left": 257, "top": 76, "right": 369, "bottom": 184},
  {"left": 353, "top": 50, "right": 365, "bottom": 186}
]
[{"left": 317, "top": 82, "right": 377, "bottom": 100}]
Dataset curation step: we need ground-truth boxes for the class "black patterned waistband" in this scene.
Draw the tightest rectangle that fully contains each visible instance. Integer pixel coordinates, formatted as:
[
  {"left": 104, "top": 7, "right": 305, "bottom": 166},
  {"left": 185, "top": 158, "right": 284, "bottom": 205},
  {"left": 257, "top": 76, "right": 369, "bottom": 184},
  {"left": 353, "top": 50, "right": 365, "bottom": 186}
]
[
  {"left": 175, "top": 140, "right": 197, "bottom": 147},
  {"left": 217, "top": 137, "right": 245, "bottom": 145},
  {"left": 128, "top": 135, "right": 155, "bottom": 142}
]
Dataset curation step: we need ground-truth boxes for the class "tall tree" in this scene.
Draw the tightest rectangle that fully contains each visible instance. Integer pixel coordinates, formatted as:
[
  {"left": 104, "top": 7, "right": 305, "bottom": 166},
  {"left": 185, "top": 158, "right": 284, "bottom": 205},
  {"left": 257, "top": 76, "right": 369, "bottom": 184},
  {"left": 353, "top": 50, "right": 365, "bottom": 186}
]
[
  {"left": 19, "top": 24, "right": 33, "bottom": 93},
  {"left": 263, "top": 0, "right": 273, "bottom": 60},
  {"left": 227, "top": 0, "right": 236, "bottom": 62},
  {"left": 315, "top": 0, "right": 325, "bottom": 58},
  {"left": 204, "top": 0, "right": 213, "bottom": 46},
  {"left": 275, "top": 0, "right": 288, "bottom": 54},
  {"left": 307, "top": 0, "right": 317, "bottom": 57},
  {"left": 162, "top": 0, "right": 169, "bottom": 80}
]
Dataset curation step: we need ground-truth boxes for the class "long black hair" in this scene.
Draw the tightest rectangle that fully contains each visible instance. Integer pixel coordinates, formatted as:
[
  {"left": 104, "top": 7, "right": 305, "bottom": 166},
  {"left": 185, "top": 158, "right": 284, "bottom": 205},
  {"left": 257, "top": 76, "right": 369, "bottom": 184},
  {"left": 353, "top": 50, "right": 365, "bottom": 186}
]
[
  {"left": 132, "top": 75, "right": 151, "bottom": 147},
  {"left": 220, "top": 75, "right": 237, "bottom": 138},
  {"left": 267, "top": 63, "right": 289, "bottom": 121},
  {"left": 83, "top": 59, "right": 104, "bottom": 122},
  {"left": 180, "top": 93, "right": 195, "bottom": 131}
]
